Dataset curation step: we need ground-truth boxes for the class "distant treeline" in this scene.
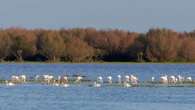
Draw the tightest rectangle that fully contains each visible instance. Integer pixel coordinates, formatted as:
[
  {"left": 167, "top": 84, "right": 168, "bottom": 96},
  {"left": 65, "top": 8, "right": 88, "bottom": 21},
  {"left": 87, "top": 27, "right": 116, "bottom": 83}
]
[{"left": 0, "top": 28, "right": 195, "bottom": 62}]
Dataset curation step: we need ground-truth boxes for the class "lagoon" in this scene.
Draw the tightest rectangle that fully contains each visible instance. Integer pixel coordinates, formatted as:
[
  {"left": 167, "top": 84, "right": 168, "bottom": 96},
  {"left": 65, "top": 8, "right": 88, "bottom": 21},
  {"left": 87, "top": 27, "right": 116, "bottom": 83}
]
[{"left": 0, "top": 63, "right": 195, "bottom": 110}]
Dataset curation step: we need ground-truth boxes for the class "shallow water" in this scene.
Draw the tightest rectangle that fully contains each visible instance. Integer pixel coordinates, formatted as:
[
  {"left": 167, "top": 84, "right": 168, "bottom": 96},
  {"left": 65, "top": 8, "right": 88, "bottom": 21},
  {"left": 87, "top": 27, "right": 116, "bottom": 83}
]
[{"left": 0, "top": 63, "right": 195, "bottom": 110}]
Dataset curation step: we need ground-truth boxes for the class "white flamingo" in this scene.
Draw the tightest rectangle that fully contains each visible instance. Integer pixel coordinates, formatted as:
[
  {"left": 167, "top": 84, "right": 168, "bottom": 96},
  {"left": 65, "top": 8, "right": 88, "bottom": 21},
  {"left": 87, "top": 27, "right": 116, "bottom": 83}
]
[
  {"left": 62, "top": 83, "right": 69, "bottom": 88},
  {"left": 43, "top": 75, "right": 54, "bottom": 84},
  {"left": 117, "top": 75, "right": 122, "bottom": 84},
  {"left": 177, "top": 75, "right": 184, "bottom": 83},
  {"left": 19, "top": 75, "right": 27, "bottom": 83},
  {"left": 59, "top": 75, "right": 69, "bottom": 84},
  {"left": 57, "top": 76, "right": 61, "bottom": 84},
  {"left": 107, "top": 76, "right": 112, "bottom": 84},
  {"left": 75, "top": 76, "right": 83, "bottom": 83},
  {"left": 186, "top": 76, "right": 192, "bottom": 82},
  {"left": 5, "top": 80, "right": 15, "bottom": 86},
  {"left": 35, "top": 75, "right": 40, "bottom": 81},
  {"left": 129, "top": 75, "right": 138, "bottom": 85},
  {"left": 168, "top": 75, "right": 177, "bottom": 84},
  {"left": 151, "top": 76, "right": 155, "bottom": 82},
  {"left": 63, "top": 76, "right": 68, "bottom": 83},
  {"left": 123, "top": 82, "right": 131, "bottom": 88},
  {"left": 160, "top": 75, "right": 168, "bottom": 84},
  {"left": 97, "top": 76, "right": 103, "bottom": 84},
  {"left": 53, "top": 83, "right": 60, "bottom": 86},
  {"left": 54, "top": 75, "right": 69, "bottom": 87},
  {"left": 11, "top": 75, "right": 20, "bottom": 83},
  {"left": 123, "top": 75, "right": 131, "bottom": 87},
  {"left": 93, "top": 76, "right": 103, "bottom": 88},
  {"left": 93, "top": 81, "right": 101, "bottom": 87},
  {"left": 125, "top": 75, "right": 130, "bottom": 83}
]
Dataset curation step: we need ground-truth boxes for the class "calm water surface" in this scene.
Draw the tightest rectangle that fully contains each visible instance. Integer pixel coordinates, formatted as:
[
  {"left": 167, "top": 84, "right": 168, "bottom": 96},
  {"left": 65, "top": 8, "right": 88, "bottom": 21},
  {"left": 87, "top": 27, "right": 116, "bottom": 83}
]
[{"left": 0, "top": 63, "right": 195, "bottom": 110}]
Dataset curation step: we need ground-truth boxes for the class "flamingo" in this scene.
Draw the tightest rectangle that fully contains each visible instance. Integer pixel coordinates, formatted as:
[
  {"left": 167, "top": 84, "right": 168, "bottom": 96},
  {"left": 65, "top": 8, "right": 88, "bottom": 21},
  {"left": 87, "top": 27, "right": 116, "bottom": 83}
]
[
  {"left": 177, "top": 75, "right": 184, "bottom": 83},
  {"left": 5, "top": 80, "right": 15, "bottom": 86},
  {"left": 58, "top": 75, "right": 69, "bottom": 85},
  {"left": 97, "top": 76, "right": 103, "bottom": 84},
  {"left": 53, "top": 82, "right": 60, "bottom": 86},
  {"left": 186, "top": 76, "right": 192, "bottom": 82},
  {"left": 125, "top": 75, "right": 130, "bottom": 83},
  {"left": 62, "top": 84, "right": 69, "bottom": 88},
  {"left": 63, "top": 76, "right": 69, "bottom": 83},
  {"left": 160, "top": 75, "right": 168, "bottom": 84},
  {"left": 93, "top": 76, "right": 103, "bottom": 88},
  {"left": 107, "top": 76, "right": 112, "bottom": 84},
  {"left": 117, "top": 75, "right": 122, "bottom": 84},
  {"left": 42, "top": 75, "right": 54, "bottom": 84},
  {"left": 168, "top": 75, "right": 177, "bottom": 84},
  {"left": 93, "top": 81, "right": 101, "bottom": 87},
  {"left": 57, "top": 76, "right": 61, "bottom": 84},
  {"left": 19, "top": 75, "right": 26, "bottom": 83},
  {"left": 130, "top": 75, "right": 138, "bottom": 85},
  {"left": 123, "top": 82, "right": 131, "bottom": 88},
  {"left": 54, "top": 75, "right": 69, "bottom": 87},
  {"left": 123, "top": 75, "right": 131, "bottom": 87},
  {"left": 35, "top": 75, "right": 40, "bottom": 81},
  {"left": 75, "top": 76, "right": 83, "bottom": 83},
  {"left": 11, "top": 75, "right": 20, "bottom": 83},
  {"left": 151, "top": 76, "right": 155, "bottom": 82}
]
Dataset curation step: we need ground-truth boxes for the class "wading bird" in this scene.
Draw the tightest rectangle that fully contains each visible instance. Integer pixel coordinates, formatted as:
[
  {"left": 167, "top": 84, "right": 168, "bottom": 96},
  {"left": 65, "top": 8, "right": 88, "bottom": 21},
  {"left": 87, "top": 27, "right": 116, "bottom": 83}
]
[
  {"left": 117, "top": 75, "right": 122, "bottom": 84},
  {"left": 160, "top": 75, "right": 168, "bottom": 84},
  {"left": 107, "top": 76, "right": 112, "bottom": 84}
]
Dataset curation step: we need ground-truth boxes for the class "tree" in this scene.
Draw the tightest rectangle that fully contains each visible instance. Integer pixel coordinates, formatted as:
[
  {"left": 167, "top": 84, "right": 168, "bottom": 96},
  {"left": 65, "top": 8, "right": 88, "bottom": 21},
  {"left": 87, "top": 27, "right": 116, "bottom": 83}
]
[
  {"left": 37, "top": 30, "right": 65, "bottom": 61},
  {"left": 0, "top": 27, "right": 195, "bottom": 62},
  {"left": 128, "top": 34, "right": 146, "bottom": 61},
  {"left": 0, "top": 30, "right": 12, "bottom": 61},
  {"left": 179, "top": 37, "right": 195, "bottom": 61},
  {"left": 146, "top": 28, "right": 180, "bottom": 62},
  {"left": 65, "top": 37, "right": 94, "bottom": 62},
  {"left": 7, "top": 28, "right": 37, "bottom": 61}
]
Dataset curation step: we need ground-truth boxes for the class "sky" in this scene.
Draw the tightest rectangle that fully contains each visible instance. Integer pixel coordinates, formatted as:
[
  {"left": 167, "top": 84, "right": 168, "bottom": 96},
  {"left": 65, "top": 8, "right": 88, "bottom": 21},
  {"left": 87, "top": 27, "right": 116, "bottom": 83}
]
[{"left": 0, "top": 0, "right": 195, "bottom": 32}]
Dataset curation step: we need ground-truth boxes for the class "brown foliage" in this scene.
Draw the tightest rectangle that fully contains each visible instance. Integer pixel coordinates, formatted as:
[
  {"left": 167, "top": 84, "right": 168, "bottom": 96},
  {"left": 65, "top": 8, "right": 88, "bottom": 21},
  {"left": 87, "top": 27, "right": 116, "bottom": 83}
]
[
  {"left": 66, "top": 37, "right": 94, "bottom": 62},
  {"left": 146, "top": 28, "right": 180, "bottom": 62},
  {"left": 37, "top": 30, "right": 64, "bottom": 61},
  {"left": 179, "top": 37, "right": 195, "bottom": 61},
  {"left": 6, "top": 28, "right": 37, "bottom": 61},
  {"left": 0, "top": 27, "right": 194, "bottom": 62},
  {"left": 0, "top": 30, "right": 12, "bottom": 61}
]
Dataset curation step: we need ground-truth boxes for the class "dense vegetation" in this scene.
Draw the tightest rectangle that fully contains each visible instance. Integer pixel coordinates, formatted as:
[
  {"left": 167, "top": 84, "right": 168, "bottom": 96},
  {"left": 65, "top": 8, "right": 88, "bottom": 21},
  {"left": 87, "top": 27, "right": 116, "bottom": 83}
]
[{"left": 0, "top": 28, "right": 195, "bottom": 62}]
